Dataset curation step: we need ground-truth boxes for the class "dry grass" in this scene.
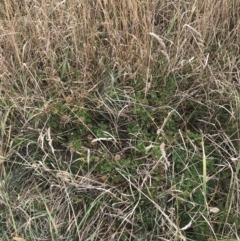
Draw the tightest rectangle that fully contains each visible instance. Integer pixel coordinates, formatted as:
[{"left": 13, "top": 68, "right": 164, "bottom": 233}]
[{"left": 0, "top": 0, "right": 240, "bottom": 240}]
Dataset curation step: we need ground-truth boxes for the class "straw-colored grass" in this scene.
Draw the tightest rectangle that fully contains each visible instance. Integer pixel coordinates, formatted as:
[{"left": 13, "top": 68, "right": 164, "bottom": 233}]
[{"left": 1, "top": 0, "right": 240, "bottom": 240}]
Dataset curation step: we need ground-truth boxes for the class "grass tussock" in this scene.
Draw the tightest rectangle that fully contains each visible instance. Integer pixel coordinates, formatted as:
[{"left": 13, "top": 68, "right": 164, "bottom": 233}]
[{"left": 1, "top": 0, "right": 240, "bottom": 240}]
